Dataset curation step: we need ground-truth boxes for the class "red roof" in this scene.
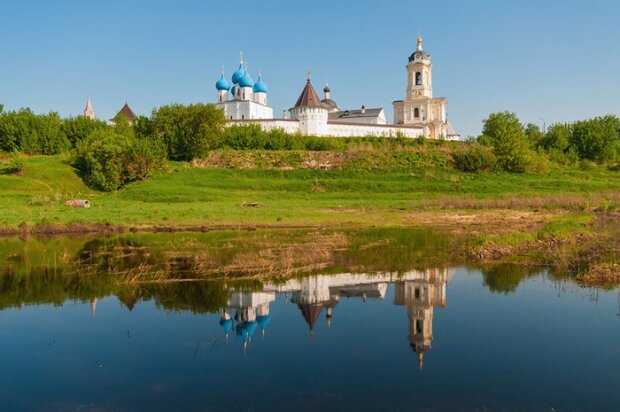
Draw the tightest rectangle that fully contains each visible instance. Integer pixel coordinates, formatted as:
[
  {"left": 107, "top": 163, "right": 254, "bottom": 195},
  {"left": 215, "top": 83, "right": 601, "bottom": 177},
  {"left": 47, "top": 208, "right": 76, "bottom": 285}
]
[
  {"left": 116, "top": 102, "right": 137, "bottom": 121},
  {"left": 293, "top": 80, "right": 323, "bottom": 108}
]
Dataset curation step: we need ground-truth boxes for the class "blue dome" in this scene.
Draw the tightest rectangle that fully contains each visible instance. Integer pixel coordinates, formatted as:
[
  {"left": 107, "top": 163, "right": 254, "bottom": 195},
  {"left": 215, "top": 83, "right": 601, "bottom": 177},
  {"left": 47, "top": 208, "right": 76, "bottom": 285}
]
[
  {"left": 219, "top": 318, "right": 233, "bottom": 334},
  {"left": 238, "top": 71, "right": 254, "bottom": 88},
  {"left": 253, "top": 76, "right": 268, "bottom": 93},
  {"left": 256, "top": 315, "right": 271, "bottom": 329},
  {"left": 237, "top": 321, "right": 257, "bottom": 342},
  {"left": 230, "top": 85, "right": 237, "bottom": 96},
  {"left": 215, "top": 74, "right": 230, "bottom": 91},
  {"left": 231, "top": 63, "right": 245, "bottom": 85}
]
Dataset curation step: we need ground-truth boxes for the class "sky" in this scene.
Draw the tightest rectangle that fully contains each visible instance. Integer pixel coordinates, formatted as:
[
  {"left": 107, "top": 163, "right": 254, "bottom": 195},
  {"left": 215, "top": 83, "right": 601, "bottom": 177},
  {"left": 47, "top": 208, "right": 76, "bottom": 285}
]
[{"left": 0, "top": 0, "right": 619, "bottom": 138}]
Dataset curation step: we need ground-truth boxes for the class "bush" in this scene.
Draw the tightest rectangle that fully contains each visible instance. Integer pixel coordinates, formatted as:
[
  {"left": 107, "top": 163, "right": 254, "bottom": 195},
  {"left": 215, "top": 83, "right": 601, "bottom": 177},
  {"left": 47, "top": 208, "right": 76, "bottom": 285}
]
[
  {"left": 75, "top": 130, "right": 164, "bottom": 191},
  {"left": 480, "top": 111, "right": 532, "bottom": 172},
  {"left": 453, "top": 144, "right": 497, "bottom": 172},
  {"left": 569, "top": 115, "right": 620, "bottom": 163},
  {"left": 152, "top": 103, "right": 227, "bottom": 160},
  {"left": 6, "top": 151, "right": 26, "bottom": 175}
]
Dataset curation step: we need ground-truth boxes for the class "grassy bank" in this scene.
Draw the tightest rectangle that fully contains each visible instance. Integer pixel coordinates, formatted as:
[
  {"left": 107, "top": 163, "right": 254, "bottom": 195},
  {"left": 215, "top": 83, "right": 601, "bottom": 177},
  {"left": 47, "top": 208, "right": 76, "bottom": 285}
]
[{"left": 0, "top": 153, "right": 618, "bottom": 233}]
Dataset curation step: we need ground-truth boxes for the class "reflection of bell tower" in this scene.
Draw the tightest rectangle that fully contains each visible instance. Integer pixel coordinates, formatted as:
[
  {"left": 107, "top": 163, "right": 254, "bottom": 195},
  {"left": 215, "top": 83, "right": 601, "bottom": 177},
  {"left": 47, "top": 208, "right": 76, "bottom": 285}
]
[{"left": 394, "top": 268, "right": 448, "bottom": 370}]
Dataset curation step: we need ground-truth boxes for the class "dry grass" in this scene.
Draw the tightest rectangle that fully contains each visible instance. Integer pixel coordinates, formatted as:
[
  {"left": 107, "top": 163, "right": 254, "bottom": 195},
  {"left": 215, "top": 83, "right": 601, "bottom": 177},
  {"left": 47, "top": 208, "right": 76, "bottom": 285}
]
[{"left": 577, "top": 264, "right": 620, "bottom": 287}]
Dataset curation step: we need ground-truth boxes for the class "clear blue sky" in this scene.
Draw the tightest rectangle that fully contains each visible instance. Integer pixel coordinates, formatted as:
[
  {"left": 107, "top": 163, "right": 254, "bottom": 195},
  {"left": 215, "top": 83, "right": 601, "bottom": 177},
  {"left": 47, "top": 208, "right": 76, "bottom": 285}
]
[{"left": 1, "top": 0, "right": 619, "bottom": 137}]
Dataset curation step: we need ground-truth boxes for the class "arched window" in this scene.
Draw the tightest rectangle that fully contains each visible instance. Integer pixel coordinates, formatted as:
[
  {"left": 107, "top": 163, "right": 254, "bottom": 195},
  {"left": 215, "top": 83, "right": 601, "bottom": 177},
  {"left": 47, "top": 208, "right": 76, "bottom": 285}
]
[
  {"left": 415, "top": 72, "right": 422, "bottom": 86},
  {"left": 414, "top": 107, "right": 420, "bottom": 118}
]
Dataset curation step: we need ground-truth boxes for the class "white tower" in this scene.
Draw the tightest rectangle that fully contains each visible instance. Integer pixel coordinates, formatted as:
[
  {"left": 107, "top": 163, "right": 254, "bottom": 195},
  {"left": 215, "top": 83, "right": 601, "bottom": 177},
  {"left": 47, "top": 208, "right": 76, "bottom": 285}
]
[
  {"left": 392, "top": 34, "right": 451, "bottom": 139},
  {"left": 289, "top": 71, "right": 328, "bottom": 136},
  {"left": 84, "top": 96, "right": 95, "bottom": 120}
]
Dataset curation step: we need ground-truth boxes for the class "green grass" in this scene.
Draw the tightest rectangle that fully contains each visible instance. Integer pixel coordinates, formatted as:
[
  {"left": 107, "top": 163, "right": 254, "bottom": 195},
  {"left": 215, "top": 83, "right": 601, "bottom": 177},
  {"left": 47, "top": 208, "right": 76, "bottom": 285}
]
[{"left": 0, "top": 154, "right": 618, "bottom": 229}]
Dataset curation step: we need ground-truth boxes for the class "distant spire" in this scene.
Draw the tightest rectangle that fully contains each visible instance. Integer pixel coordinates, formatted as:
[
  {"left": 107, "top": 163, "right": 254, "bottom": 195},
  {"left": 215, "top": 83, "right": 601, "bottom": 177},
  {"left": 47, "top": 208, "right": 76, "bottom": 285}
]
[
  {"left": 240, "top": 50, "right": 244, "bottom": 64},
  {"left": 84, "top": 96, "right": 95, "bottom": 120},
  {"left": 90, "top": 297, "right": 97, "bottom": 316},
  {"left": 306, "top": 69, "right": 311, "bottom": 82},
  {"left": 221, "top": 65, "right": 225, "bottom": 74},
  {"left": 417, "top": 32, "right": 423, "bottom": 51}
]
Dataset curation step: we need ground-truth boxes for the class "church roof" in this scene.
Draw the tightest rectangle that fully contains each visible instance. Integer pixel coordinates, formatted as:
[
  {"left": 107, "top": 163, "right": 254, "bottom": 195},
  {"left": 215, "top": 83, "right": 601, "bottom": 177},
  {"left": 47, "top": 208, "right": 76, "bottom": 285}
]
[
  {"left": 408, "top": 49, "right": 430, "bottom": 62},
  {"left": 116, "top": 102, "right": 137, "bottom": 121},
  {"left": 321, "top": 98, "right": 338, "bottom": 110},
  {"left": 293, "top": 79, "right": 323, "bottom": 108},
  {"left": 298, "top": 303, "right": 323, "bottom": 331},
  {"left": 329, "top": 108, "right": 383, "bottom": 120}
]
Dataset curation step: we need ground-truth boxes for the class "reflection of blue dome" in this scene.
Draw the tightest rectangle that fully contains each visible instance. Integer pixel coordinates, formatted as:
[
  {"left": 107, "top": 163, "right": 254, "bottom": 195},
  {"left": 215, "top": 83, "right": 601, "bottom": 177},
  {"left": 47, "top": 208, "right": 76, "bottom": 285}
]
[
  {"left": 216, "top": 74, "right": 231, "bottom": 91},
  {"left": 219, "top": 318, "right": 233, "bottom": 334},
  {"left": 238, "top": 71, "right": 254, "bottom": 88},
  {"left": 253, "top": 76, "right": 268, "bottom": 93},
  {"left": 231, "top": 63, "right": 245, "bottom": 84},
  {"left": 237, "top": 321, "right": 257, "bottom": 342},
  {"left": 256, "top": 315, "right": 271, "bottom": 329}
]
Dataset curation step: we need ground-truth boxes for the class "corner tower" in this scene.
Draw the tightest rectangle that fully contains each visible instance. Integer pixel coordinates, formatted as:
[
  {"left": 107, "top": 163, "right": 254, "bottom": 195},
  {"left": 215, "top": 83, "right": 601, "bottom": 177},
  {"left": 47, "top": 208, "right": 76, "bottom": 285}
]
[{"left": 289, "top": 72, "right": 328, "bottom": 136}]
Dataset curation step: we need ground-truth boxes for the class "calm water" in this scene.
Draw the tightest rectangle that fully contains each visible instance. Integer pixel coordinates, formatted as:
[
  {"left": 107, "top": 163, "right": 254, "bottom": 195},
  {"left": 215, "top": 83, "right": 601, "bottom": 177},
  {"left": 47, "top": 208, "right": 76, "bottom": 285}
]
[{"left": 0, "top": 231, "right": 619, "bottom": 411}]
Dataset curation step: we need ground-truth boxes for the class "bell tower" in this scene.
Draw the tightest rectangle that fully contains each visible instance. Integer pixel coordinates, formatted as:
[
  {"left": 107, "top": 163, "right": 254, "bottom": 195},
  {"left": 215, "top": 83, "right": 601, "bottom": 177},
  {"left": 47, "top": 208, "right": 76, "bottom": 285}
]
[{"left": 406, "top": 34, "right": 433, "bottom": 99}]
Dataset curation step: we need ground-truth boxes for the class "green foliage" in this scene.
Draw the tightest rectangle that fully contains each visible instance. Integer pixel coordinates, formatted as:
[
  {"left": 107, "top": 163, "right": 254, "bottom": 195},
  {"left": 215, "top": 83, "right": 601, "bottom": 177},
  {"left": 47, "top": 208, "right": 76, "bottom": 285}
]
[
  {"left": 61, "top": 116, "right": 109, "bottom": 146},
  {"left": 569, "top": 115, "right": 620, "bottom": 163},
  {"left": 75, "top": 129, "right": 131, "bottom": 191},
  {"left": 0, "top": 109, "right": 70, "bottom": 154},
  {"left": 524, "top": 123, "right": 544, "bottom": 148},
  {"left": 3, "top": 151, "right": 26, "bottom": 175},
  {"left": 480, "top": 111, "right": 532, "bottom": 172},
  {"left": 452, "top": 143, "right": 497, "bottom": 172},
  {"left": 151, "top": 103, "right": 227, "bottom": 161},
  {"left": 541, "top": 123, "right": 571, "bottom": 152},
  {"left": 75, "top": 129, "right": 165, "bottom": 191}
]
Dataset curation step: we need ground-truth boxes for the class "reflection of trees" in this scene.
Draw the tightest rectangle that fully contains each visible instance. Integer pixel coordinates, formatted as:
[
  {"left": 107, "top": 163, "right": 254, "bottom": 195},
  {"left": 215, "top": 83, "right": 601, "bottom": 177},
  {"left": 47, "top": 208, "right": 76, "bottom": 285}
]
[
  {"left": 334, "top": 228, "right": 455, "bottom": 273},
  {"left": 480, "top": 264, "right": 533, "bottom": 294},
  {"left": 0, "top": 228, "right": 459, "bottom": 312}
]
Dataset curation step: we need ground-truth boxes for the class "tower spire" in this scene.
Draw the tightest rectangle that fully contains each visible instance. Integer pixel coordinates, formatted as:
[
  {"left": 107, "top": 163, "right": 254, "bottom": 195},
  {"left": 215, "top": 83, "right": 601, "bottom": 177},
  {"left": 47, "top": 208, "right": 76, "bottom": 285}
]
[
  {"left": 417, "top": 32, "right": 423, "bottom": 51},
  {"left": 240, "top": 50, "right": 244, "bottom": 64},
  {"left": 84, "top": 96, "right": 95, "bottom": 120}
]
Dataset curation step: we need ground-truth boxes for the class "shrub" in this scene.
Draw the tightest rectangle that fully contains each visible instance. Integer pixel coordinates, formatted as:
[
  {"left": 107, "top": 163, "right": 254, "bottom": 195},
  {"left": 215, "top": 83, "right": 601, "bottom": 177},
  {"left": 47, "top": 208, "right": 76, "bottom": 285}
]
[
  {"left": 453, "top": 144, "right": 497, "bottom": 172},
  {"left": 480, "top": 111, "right": 532, "bottom": 172},
  {"left": 75, "top": 130, "right": 164, "bottom": 191},
  {"left": 6, "top": 151, "right": 26, "bottom": 175},
  {"left": 152, "top": 103, "right": 227, "bottom": 160},
  {"left": 569, "top": 115, "right": 620, "bottom": 163}
]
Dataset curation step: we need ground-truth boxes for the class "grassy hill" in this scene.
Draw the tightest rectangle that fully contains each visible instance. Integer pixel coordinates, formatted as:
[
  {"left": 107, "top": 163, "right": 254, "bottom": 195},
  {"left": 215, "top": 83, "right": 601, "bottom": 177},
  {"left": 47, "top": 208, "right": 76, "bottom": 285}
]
[{"left": 0, "top": 153, "right": 618, "bottom": 231}]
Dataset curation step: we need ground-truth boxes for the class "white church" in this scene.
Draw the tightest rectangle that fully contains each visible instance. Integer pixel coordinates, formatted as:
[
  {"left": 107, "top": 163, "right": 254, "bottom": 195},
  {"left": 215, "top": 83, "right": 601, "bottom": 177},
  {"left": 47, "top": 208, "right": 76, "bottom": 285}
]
[{"left": 215, "top": 35, "right": 459, "bottom": 140}]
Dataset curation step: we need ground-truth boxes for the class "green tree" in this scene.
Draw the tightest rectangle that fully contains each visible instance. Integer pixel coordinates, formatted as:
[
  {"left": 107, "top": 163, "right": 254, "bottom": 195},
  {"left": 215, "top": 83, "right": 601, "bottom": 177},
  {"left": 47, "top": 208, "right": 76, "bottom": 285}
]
[
  {"left": 75, "top": 129, "right": 132, "bottom": 191},
  {"left": 524, "top": 123, "right": 544, "bottom": 148},
  {"left": 541, "top": 123, "right": 571, "bottom": 151},
  {"left": 151, "top": 103, "right": 226, "bottom": 161},
  {"left": 61, "top": 116, "right": 109, "bottom": 147},
  {"left": 480, "top": 111, "right": 532, "bottom": 172},
  {"left": 569, "top": 115, "right": 620, "bottom": 163},
  {"left": 0, "top": 109, "right": 69, "bottom": 154}
]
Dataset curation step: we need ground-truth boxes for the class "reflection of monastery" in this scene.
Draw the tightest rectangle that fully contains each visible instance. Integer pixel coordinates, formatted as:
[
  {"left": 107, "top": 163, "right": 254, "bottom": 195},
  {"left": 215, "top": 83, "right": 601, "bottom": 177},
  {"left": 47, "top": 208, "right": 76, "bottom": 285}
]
[
  {"left": 214, "top": 35, "right": 459, "bottom": 140},
  {"left": 219, "top": 269, "right": 451, "bottom": 368}
]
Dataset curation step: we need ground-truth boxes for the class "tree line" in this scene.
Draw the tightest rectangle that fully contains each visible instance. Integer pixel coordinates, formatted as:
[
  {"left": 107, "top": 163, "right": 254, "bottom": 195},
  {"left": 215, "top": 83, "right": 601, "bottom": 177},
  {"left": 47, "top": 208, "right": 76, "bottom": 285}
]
[
  {"left": 0, "top": 104, "right": 618, "bottom": 190},
  {"left": 454, "top": 111, "right": 620, "bottom": 172}
]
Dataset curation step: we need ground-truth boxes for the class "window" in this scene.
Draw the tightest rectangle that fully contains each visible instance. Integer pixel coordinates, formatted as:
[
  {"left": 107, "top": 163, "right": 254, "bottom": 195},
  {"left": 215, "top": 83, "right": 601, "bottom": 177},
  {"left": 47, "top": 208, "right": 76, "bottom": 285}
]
[
  {"left": 415, "top": 72, "right": 422, "bottom": 86},
  {"left": 414, "top": 288, "right": 420, "bottom": 299},
  {"left": 416, "top": 319, "right": 424, "bottom": 334},
  {"left": 241, "top": 115, "right": 244, "bottom": 120},
  {"left": 414, "top": 108, "right": 420, "bottom": 118}
]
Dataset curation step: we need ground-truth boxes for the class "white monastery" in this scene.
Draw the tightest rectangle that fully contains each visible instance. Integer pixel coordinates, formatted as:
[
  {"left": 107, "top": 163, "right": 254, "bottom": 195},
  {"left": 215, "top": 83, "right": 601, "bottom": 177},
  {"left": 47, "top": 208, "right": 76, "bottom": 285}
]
[{"left": 215, "top": 35, "right": 459, "bottom": 140}]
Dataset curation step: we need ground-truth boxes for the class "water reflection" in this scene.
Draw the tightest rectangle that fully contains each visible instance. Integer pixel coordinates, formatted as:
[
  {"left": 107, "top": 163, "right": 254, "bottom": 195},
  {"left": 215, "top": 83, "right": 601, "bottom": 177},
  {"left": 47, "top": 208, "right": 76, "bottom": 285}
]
[{"left": 213, "top": 269, "right": 450, "bottom": 368}]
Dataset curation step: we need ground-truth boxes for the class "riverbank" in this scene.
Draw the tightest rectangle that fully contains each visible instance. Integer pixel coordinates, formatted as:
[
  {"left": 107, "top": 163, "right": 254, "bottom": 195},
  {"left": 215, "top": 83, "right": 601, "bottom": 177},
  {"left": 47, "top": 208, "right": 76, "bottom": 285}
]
[{"left": 1, "top": 154, "right": 618, "bottom": 285}]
